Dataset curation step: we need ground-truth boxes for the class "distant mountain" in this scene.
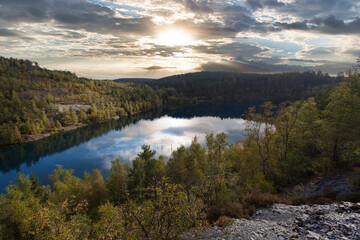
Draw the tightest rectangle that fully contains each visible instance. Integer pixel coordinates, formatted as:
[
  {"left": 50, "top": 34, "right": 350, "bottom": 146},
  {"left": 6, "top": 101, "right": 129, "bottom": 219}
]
[
  {"left": 113, "top": 71, "right": 342, "bottom": 104},
  {"left": 113, "top": 78, "right": 156, "bottom": 83},
  {"left": 148, "top": 71, "right": 342, "bottom": 104}
]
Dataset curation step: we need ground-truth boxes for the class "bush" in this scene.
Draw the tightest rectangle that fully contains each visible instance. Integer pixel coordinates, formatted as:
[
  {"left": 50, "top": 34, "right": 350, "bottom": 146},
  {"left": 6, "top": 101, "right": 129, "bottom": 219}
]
[
  {"left": 243, "top": 191, "right": 288, "bottom": 210},
  {"left": 341, "top": 192, "right": 360, "bottom": 202},
  {"left": 207, "top": 201, "right": 244, "bottom": 222},
  {"left": 323, "top": 185, "right": 337, "bottom": 199},
  {"left": 290, "top": 196, "right": 308, "bottom": 205},
  {"left": 213, "top": 216, "right": 233, "bottom": 227}
]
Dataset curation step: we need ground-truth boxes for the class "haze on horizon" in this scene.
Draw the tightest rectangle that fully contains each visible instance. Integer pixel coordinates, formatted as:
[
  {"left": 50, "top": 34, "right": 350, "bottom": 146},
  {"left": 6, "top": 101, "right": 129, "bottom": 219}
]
[{"left": 0, "top": 0, "right": 359, "bottom": 79}]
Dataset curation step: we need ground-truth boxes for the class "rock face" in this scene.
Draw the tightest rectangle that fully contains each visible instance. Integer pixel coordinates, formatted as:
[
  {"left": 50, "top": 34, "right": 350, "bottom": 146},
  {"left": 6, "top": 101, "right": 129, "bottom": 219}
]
[
  {"left": 53, "top": 103, "right": 91, "bottom": 113},
  {"left": 185, "top": 202, "right": 360, "bottom": 240}
]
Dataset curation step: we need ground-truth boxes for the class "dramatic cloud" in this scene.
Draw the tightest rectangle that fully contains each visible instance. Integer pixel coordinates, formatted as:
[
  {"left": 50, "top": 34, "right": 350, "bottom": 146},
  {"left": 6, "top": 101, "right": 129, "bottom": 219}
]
[
  {"left": 275, "top": 15, "right": 360, "bottom": 34},
  {"left": 143, "top": 65, "right": 177, "bottom": 70},
  {"left": 0, "top": 0, "right": 358, "bottom": 78}
]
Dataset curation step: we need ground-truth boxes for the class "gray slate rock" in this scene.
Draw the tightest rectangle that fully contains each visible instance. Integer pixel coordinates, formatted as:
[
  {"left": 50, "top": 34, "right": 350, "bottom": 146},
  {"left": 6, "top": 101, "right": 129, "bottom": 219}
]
[{"left": 182, "top": 202, "right": 360, "bottom": 240}]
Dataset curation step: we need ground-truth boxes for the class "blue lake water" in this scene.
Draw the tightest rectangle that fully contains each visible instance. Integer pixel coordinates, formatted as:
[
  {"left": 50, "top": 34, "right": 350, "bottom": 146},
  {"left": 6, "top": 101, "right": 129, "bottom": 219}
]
[{"left": 0, "top": 103, "right": 251, "bottom": 192}]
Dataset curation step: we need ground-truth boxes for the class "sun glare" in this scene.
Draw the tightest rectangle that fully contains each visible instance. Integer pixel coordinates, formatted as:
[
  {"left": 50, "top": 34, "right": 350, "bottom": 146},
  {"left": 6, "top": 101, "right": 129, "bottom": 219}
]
[{"left": 156, "top": 29, "right": 193, "bottom": 46}]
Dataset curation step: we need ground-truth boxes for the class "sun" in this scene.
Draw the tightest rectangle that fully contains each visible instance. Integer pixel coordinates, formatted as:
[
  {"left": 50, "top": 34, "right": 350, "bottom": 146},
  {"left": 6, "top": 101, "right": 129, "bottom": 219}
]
[{"left": 155, "top": 29, "right": 193, "bottom": 46}]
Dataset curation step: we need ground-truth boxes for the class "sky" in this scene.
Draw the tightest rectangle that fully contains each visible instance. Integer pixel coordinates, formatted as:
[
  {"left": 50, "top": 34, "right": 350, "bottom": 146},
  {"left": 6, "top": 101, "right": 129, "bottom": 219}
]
[{"left": 0, "top": 0, "right": 359, "bottom": 79}]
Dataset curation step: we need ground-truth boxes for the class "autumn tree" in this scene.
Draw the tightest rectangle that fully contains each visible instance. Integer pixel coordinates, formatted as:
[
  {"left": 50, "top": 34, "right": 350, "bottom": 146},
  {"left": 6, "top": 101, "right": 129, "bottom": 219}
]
[
  {"left": 106, "top": 158, "right": 129, "bottom": 204},
  {"left": 69, "top": 106, "right": 78, "bottom": 125},
  {"left": 128, "top": 145, "right": 165, "bottom": 201},
  {"left": 166, "top": 137, "right": 205, "bottom": 202},
  {"left": 124, "top": 179, "right": 206, "bottom": 239}
]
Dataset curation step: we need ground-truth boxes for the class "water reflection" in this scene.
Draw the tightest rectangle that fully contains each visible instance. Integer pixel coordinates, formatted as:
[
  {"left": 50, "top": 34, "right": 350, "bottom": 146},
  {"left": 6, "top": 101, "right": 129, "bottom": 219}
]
[
  {"left": 0, "top": 103, "right": 251, "bottom": 192},
  {"left": 0, "top": 109, "right": 165, "bottom": 173},
  {"left": 90, "top": 116, "right": 248, "bottom": 166}
]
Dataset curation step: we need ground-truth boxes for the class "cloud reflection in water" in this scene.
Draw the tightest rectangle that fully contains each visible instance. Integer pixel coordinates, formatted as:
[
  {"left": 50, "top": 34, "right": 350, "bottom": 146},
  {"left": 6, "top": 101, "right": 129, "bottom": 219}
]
[{"left": 86, "top": 115, "right": 248, "bottom": 169}]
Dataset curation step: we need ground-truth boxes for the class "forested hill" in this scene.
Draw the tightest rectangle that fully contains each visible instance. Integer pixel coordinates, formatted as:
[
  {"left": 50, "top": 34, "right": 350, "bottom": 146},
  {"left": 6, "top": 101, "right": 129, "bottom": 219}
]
[
  {"left": 0, "top": 57, "right": 179, "bottom": 145},
  {"left": 149, "top": 71, "right": 341, "bottom": 104}
]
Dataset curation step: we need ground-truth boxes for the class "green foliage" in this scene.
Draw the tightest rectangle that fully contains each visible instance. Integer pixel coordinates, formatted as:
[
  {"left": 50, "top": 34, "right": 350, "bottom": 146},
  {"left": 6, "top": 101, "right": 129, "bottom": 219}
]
[
  {"left": 60, "top": 108, "right": 72, "bottom": 126},
  {"left": 49, "top": 165, "right": 108, "bottom": 212},
  {"left": 0, "top": 173, "right": 49, "bottom": 239},
  {"left": 128, "top": 145, "right": 165, "bottom": 201},
  {"left": 202, "top": 132, "right": 232, "bottom": 204},
  {"left": 55, "top": 120, "right": 62, "bottom": 129},
  {"left": 69, "top": 107, "right": 78, "bottom": 125},
  {"left": 234, "top": 73, "right": 360, "bottom": 190},
  {"left": 0, "top": 56, "right": 180, "bottom": 144},
  {"left": 31, "top": 200, "right": 91, "bottom": 240},
  {"left": 124, "top": 179, "right": 206, "bottom": 239},
  {"left": 5, "top": 123, "right": 23, "bottom": 144},
  {"left": 78, "top": 107, "right": 87, "bottom": 123},
  {"left": 106, "top": 158, "right": 128, "bottom": 204},
  {"left": 92, "top": 202, "right": 125, "bottom": 239},
  {"left": 166, "top": 137, "right": 205, "bottom": 202}
]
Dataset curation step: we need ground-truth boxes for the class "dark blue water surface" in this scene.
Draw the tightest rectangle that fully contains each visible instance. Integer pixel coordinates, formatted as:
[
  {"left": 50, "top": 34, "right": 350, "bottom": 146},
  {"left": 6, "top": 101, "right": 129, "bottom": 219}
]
[{"left": 0, "top": 103, "right": 251, "bottom": 192}]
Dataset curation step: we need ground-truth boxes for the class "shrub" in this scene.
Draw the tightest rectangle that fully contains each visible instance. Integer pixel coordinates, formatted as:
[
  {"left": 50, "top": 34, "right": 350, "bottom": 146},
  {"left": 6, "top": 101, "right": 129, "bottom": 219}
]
[
  {"left": 207, "top": 201, "right": 244, "bottom": 222},
  {"left": 243, "top": 191, "right": 288, "bottom": 210},
  {"left": 214, "top": 216, "right": 233, "bottom": 227}
]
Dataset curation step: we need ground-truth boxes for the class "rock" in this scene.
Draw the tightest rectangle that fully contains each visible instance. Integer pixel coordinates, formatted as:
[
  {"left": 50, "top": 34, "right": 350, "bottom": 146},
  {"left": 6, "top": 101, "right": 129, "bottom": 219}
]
[
  {"left": 54, "top": 103, "right": 91, "bottom": 113},
  {"left": 306, "top": 231, "right": 321, "bottom": 239},
  {"left": 182, "top": 202, "right": 360, "bottom": 240}
]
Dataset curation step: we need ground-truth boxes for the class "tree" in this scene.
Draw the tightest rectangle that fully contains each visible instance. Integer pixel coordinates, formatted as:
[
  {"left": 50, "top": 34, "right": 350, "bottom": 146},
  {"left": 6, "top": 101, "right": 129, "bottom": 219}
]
[
  {"left": 106, "top": 158, "right": 128, "bottom": 204},
  {"left": 40, "top": 110, "right": 51, "bottom": 130},
  {"left": 48, "top": 165, "right": 85, "bottom": 206},
  {"left": 55, "top": 120, "right": 62, "bottom": 130},
  {"left": 78, "top": 107, "right": 87, "bottom": 123},
  {"left": 124, "top": 179, "right": 206, "bottom": 239},
  {"left": 166, "top": 137, "right": 205, "bottom": 202},
  {"left": 323, "top": 78, "right": 360, "bottom": 168},
  {"left": 201, "top": 132, "right": 231, "bottom": 204},
  {"left": 11, "top": 90, "right": 21, "bottom": 108},
  {"left": 31, "top": 200, "right": 90, "bottom": 240},
  {"left": 61, "top": 108, "right": 72, "bottom": 126},
  {"left": 128, "top": 145, "right": 165, "bottom": 201},
  {"left": 83, "top": 169, "right": 108, "bottom": 212},
  {"left": 286, "top": 98, "right": 324, "bottom": 179},
  {"left": 4, "top": 123, "right": 22, "bottom": 144},
  {"left": 0, "top": 173, "right": 48, "bottom": 239},
  {"left": 69, "top": 107, "right": 78, "bottom": 125},
  {"left": 45, "top": 93, "right": 53, "bottom": 104},
  {"left": 245, "top": 102, "right": 277, "bottom": 178},
  {"left": 92, "top": 202, "right": 125, "bottom": 240}
]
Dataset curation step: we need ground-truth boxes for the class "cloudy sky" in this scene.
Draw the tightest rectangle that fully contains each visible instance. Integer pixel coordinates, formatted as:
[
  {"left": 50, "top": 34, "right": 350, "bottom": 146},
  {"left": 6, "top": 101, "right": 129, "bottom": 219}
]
[{"left": 0, "top": 0, "right": 359, "bottom": 78}]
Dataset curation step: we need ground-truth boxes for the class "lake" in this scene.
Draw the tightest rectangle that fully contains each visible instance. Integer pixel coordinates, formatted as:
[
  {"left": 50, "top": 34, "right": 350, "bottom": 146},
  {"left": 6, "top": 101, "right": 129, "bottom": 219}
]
[{"left": 0, "top": 103, "right": 252, "bottom": 192}]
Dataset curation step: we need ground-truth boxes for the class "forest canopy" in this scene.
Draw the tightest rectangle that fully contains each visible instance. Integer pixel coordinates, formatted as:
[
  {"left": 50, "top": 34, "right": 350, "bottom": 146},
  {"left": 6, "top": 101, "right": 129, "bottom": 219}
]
[{"left": 0, "top": 69, "right": 359, "bottom": 239}]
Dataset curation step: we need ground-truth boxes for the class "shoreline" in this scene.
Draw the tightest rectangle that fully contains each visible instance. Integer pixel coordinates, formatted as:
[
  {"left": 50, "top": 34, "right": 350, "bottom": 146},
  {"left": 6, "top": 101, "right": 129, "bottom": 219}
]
[
  {"left": 1, "top": 101, "right": 247, "bottom": 146},
  {"left": 21, "top": 123, "right": 89, "bottom": 144},
  {"left": 2, "top": 116, "right": 124, "bottom": 147}
]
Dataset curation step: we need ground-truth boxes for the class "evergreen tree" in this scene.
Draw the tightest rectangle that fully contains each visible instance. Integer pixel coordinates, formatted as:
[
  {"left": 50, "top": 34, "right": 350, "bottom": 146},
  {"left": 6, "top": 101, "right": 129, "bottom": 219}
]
[{"left": 69, "top": 107, "right": 78, "bottom": 125}]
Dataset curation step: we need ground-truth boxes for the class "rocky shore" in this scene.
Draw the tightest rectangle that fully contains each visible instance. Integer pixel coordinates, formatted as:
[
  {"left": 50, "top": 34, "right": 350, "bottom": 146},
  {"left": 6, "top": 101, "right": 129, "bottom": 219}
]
[
  {"left": 21, "top": 123, "right": 88, "bottom": 143},
  {"left": 18, "top": 116, "right": 121, "bottom": 145},
  {"left": 184, "top": 202, "right": 360, "bottom": 240}
]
